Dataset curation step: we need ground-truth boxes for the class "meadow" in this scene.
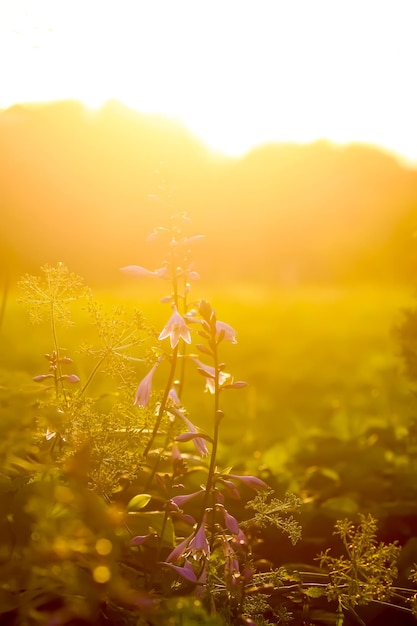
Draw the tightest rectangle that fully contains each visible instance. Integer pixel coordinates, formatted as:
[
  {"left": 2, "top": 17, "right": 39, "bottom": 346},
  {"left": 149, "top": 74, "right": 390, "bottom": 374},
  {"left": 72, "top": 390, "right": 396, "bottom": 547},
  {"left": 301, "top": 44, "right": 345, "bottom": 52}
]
[
  {"left": 1, "top": 271, "right": 417, "bottom": 624},
  {"left": 3, "top": 280, "right": 412, "bottom": 455}
]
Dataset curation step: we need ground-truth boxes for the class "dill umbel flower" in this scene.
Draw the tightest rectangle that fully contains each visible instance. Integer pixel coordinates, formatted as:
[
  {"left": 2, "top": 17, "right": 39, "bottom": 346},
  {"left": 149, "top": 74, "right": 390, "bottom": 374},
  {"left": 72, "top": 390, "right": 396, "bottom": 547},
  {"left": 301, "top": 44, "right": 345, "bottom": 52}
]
[{"left": 158, "top": 306, "right": 192, "bottom": 349}]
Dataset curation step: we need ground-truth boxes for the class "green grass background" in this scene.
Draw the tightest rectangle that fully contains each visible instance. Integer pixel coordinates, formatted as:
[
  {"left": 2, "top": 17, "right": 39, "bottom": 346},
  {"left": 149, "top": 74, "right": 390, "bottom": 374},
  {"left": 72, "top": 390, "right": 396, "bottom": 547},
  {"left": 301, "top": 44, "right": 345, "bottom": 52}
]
[{"left": 2, "top": 282, "right": 414, "bottom": 470}]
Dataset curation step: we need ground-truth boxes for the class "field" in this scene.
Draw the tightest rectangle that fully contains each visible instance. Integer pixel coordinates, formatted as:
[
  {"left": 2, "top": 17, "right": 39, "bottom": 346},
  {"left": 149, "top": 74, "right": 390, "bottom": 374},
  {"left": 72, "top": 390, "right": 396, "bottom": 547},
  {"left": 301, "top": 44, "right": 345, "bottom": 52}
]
[
  {"left": 1, "top": 278, "right": 417, "bottom": 624},
  {"left": 2, "top": 281, "right": 412, "bottom": 449}
]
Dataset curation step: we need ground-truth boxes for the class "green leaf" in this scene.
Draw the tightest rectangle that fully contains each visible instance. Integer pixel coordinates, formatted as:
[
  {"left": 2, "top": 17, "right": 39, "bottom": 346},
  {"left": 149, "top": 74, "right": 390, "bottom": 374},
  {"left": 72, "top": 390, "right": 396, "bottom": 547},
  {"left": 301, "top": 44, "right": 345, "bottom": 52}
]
[
  {"left": 218, "top": 466, "right": 233, "bottom": 476},
  {"left": 127, "top": 493, "right": 151, "bottom": 511}
]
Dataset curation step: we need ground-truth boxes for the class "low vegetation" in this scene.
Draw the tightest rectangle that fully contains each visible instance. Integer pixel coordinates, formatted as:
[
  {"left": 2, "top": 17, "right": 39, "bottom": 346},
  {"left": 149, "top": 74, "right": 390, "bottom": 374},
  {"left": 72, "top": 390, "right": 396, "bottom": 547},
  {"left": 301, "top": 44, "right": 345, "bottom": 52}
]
[{"left": 1, "top": 210, "right": 417, "bottom": 625}]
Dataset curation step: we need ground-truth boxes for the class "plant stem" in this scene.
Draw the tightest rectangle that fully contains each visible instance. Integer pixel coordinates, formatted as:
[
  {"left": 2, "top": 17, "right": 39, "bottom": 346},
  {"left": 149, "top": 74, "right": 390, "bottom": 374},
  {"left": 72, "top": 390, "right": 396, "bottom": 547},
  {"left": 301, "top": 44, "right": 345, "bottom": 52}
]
[
  {"left": 143, "top": 346, "right": 178, "bottom": 460},
  {"left": 51, "top": 301, "right": 67, "bottom": 406},
  {"left": 78, "top": 351, "right": 109, "bottom": 398},
  {"left": 200, "top": 334, "right": 221, "bottom": 526}
]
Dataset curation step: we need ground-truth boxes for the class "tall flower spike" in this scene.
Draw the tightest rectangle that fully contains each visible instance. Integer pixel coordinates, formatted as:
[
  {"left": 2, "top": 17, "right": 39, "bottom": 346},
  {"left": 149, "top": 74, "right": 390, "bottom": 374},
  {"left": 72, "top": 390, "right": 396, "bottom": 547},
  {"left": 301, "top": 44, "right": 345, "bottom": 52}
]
[
  {"left": 134, "top": 362, "right": 159, "bottom": 407},
  {"left": 158, "top": 306, "right": 192, "bottom": 349}
]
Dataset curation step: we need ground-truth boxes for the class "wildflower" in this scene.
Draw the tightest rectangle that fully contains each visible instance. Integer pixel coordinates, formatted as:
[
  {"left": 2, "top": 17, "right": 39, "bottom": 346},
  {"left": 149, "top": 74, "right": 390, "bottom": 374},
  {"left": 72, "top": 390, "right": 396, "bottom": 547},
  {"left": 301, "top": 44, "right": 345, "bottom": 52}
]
[
  {"left": 134, "top": 362, "right": 159, "bottom": 407},
  {"left": 131, "top": 533, "right": 155, "bottom": 546},
  {"left": 120, "top": 265, "right": 168, "bottom": 278},
  {"left": 168, "top": 386, "right": 181, "bottom": 407},
  {"left": 175, "top": 234, "right": 205, "bottom": 246},
  {"left": 166, "top": 518, "right": 210, "bottom": 563},
  {"left": 228, "top": 474, "right": 269, "bottom": 491},
  {"left": 188, "top": 522, "right": 210, "bottom": 558},
  {"left": 223, "top": 509, "right": 240, "bottom": 535},
  {"left": 171, "top": 511, "right": 196, "bottom": 526},
  {"left": 164, "top": 560, "right": 198, "bottom": 583},
  {"left": 166, "top": 535, "right": 192, "bottom": 563},
  {"left": 33, "top": 374, "right": 54, "bottom": 382},
  {"left": 158, "top": 306, "right": 191, "bottom": 349},
  {"left": 184, "top": 269, "right": 200, "bottom": 281},
  {"left": 171, "top": 490, "right": 204, "bottom": 509},
  {"left": 216, "top": 321, "right": 237, "bottom": 344},
  {"left": 59, "top": 374, "right": 80, "bottom": 383},
  {"left": 192, "top": 358, "right": 231, "bottom": 394},
  {"left": 177, "top": 415, "right": 209, "bottom": 457},
  {"left": 217, "top": 478, "right": 241, "bottom": 500},
  {"left": 171, "top": 442, "right": 182, "bottom": 462}
]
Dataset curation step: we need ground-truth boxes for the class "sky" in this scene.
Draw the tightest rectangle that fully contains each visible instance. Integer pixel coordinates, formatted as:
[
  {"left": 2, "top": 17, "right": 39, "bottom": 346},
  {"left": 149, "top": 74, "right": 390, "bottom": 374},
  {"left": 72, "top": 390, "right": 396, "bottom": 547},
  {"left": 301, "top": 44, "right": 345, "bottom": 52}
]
[{"left": 1, "top": 0, "right": 416, "bottom": 164}]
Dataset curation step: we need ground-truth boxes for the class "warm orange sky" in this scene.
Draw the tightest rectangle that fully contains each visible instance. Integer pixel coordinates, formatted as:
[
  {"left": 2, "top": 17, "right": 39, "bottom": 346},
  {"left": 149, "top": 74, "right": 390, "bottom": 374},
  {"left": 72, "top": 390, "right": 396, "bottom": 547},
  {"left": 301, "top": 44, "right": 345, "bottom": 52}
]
[{"left": 1, "top": 0, "right": 416, "bottom": 165}]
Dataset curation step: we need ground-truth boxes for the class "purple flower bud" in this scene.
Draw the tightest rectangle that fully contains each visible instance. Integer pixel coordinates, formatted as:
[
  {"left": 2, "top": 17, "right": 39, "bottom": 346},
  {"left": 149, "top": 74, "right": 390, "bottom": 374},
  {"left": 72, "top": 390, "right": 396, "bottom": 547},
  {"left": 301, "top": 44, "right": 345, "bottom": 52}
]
[
  {"left": 120, "top": 265, "right": 156, "bottom": 277},
  {"left": 223, "top": 509, "right": 240, "bottom": 535},
  {"left": 228, "top": 474, "right": 269, "bottom": 491},
  {"left": 171, "top": 511, "right": 196, "bottom": 525},
  {"left": 223, "top": 381, "right": 248, "bottom": 389},
  {"left": 171, "top": 443, "right": 182, "bottom": 462},
  {"left": 59, "top": 356, "right": 73, "bottom": 364},
  {"left": 171, "top": 490, "right": 204, "bottom": 509},
  {"left": 168, "top": 387, "right": 181, "bottom": 407},
  {"left": 218, "top": 478, "right": 241, "bottom": 500},
  {"left": 33, "top": 374, "right": 54, "bottom": 382},
  {"left": 171, "top": 408, "right": 210, "bottom": 457},
  {"left": 181, "top": 235, "right": 205, "bottom": 245},
  {"left": 131, "top": 533, "right": 155, "bottom": 546},
  {"left": 61, "top": 374, "right": 80, "bottom": 383}
]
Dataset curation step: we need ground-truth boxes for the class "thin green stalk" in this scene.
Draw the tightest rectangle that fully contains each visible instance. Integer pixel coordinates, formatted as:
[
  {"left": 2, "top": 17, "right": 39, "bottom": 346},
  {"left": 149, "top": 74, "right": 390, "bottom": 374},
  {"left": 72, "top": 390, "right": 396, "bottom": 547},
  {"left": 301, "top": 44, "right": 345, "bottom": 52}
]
[
  {"left": 51, "top": 301, "right": 67, "bottom": 406},
  {"left": 78, "top": 351, "right": 109, "bottom": 398},
  {"left": 143, "top": 346, "right": 178, "bottom": 460},
  {"left": 177, "top": 280, "right": 188, "bottom": 399},
  {"left": 200, "top": 334, "right": 221, "bottom": 527}
]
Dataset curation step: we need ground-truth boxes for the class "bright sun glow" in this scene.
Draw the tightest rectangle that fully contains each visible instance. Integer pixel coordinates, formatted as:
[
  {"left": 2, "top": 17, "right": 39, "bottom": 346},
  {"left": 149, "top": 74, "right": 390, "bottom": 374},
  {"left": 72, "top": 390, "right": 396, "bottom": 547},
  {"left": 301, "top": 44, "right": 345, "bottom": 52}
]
[{"left": 1, "top": 0, "right": 416, "bottom": 164}]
